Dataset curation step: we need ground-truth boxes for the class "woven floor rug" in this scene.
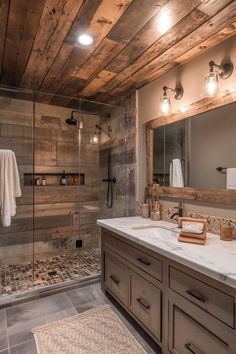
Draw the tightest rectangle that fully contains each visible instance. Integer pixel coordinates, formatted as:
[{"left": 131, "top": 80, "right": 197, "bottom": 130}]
[{"left": 32, "top": 304, "right": 147, "bottom": 354}]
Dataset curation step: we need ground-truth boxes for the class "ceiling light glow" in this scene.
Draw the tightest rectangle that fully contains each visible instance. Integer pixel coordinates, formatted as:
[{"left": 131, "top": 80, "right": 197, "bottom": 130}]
[
  {"left": 78, "top": 33, "right": 94, "bottom": 46},
  {"left": 156, "top": 8, "right": 172, "bottom": 35}
]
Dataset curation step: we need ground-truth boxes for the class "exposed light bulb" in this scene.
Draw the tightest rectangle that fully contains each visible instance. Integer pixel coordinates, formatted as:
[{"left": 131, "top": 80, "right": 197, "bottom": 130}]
[
  {"left": 90, "top": 133, "right": 99, "bottom": 144},
  {"left": 160, "top": 94, "right": 171, "bottom": 115},
  {"left": 78, "top": 33, "right": 94, "bottom": 46},
  {"left": 203, "top": 71, "right": 220, "bottom": 96}
]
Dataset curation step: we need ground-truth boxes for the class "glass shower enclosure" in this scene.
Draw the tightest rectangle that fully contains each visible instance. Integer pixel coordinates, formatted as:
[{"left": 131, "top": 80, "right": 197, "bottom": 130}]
[{"left": 0, "top": 86, "right": 133, "bottom": 306}]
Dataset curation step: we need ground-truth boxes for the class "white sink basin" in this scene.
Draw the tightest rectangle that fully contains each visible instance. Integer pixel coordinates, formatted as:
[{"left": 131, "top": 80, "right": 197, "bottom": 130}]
[
  {"left": 132, "top": 226, "right": 179, "bottom": 239},
  {"left": 131, "top": 224, "right": 178, "bottom": 231}
]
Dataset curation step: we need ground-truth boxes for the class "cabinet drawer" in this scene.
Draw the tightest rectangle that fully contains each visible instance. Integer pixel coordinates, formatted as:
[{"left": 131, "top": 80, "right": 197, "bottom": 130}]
[
  {"left": 105, "top": 254, "right": 129, "bottom": 306},
  {"left": 171, "top": 307, "right": 228, "bottom": 354},
  {"left": 130, "top": 272, "right": 161, "bottom": 341},
  {"left": 169, "top": 267, "right": 234, "bottom": 328},
  {"left": 104, "top": 233, "right": 162, "bottom": 281}
]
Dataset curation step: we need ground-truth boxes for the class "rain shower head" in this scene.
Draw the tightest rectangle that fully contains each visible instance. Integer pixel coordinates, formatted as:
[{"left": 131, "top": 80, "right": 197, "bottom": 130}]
[
  {"left": 65, "top": 117, "right": 77, "bottom": 125},
  {"left": 65, "top": 111, "right": 77, "bottom": 125},
  {"left": 65, "top": 111, "right": 83, "bottom": 128}
]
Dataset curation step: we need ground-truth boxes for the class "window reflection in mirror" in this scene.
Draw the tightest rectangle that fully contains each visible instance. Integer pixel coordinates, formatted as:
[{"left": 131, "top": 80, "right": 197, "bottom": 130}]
[{"left": 153, "top": 102, "right": 236, "bottom": 189}]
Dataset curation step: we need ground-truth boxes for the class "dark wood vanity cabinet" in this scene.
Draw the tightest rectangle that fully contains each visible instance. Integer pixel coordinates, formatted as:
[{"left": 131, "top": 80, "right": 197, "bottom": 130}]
[{"left": 101, "top": 228, "right": 236, "bottom": 354}]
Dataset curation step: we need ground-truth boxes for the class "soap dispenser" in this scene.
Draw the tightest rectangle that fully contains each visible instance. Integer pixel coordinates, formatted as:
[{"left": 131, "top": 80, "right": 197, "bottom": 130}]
[{"left": 60, "top": 170, "right": 67, "bottom": 185}]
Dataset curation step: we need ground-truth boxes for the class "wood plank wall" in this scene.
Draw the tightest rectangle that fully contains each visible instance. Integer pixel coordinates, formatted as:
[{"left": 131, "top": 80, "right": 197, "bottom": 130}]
[
  {"left": 99, "top": 91, "right": 136, "bottom": 219},
  {"left": 0, "top": 95, "right": 100, "bottom": 265}
]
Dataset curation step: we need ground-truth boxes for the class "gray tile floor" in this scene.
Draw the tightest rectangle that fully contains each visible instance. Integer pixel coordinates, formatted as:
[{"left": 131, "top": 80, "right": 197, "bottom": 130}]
[{"left": 0, "top": 282, "right": 161, "bottom": 354}]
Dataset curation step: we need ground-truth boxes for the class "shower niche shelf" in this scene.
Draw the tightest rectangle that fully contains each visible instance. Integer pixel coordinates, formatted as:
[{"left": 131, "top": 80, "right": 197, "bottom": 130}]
[{"left": 24, "top": 173, "right": 85, "bottom": 186}]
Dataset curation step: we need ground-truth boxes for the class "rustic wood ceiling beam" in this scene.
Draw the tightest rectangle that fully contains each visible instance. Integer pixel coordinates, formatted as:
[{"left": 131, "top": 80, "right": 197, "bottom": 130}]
[
  {"left": 60, "top": 0, "right": 165, "bottom": 100},
  {"left": 39, "top": 0, "right": 103, "bottom": 96},
  {"left": 20, "top": 0, "right": 84, "bottom": 90},
  {"left": 0, "top": 0, "right": 236, "bottom": 106},
  {"left": 1, "top": 0, "right": 46, "bottom": 87},
  {"left": 97, "top": 1, "right": 236, "bottom": 102},
  {"left": 45, "top": 0, "right": 135, "bottom": 100},
  {"left": 0, "top": 0, "right": 10, "bottom": 80},
  {"left": 73, "top": 0, "right": 203, "bottom": 99}
]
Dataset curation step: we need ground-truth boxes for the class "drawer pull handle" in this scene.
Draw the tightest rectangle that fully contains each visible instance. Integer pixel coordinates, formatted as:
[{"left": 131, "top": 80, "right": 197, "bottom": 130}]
[
  {"left": 136, "top": 297, "right": 150, "bottom": 310},
  {"left": 110, "top": 275, "right": 120, "bottom": 285},
  {"left": 186, "top": 289, "right": 206, "bottom": 303},
  {"left": 185, "top": 343, "right": 202, "bottom": 354},
  {"left": 136, "top": 257, "right": 151, "bottom": 266}
]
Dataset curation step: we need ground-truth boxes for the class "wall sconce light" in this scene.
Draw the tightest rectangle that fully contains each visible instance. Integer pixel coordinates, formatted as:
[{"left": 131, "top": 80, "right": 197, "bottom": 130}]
[
  {"left": 160, "top": 85, "right": 184, "bottom": 115},
  {"left": 203, "top": 60, "right": 234, "bottom": 97}
]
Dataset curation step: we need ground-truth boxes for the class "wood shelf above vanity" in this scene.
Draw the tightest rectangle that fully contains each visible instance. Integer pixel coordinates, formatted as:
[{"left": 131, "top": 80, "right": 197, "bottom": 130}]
[{"left": 147, "top": 186, "right": 236, "bottom": 205}]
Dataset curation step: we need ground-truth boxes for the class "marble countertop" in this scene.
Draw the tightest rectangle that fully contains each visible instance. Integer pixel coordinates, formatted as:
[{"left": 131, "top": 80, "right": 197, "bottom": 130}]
[{"left": 97, "top": 216, "right": 236, "bottom": 290}]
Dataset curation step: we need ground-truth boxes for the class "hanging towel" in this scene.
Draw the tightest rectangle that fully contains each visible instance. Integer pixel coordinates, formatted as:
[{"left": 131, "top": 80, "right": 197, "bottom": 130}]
[
  {"left": 0, "top": 150, "right": 21, "bottom": 226},
  {"left": 226, "top": 168, "right": 236, "bottom": 189},
  {"left": 169, "top": 159, "right": 184, "bottom": 187}
]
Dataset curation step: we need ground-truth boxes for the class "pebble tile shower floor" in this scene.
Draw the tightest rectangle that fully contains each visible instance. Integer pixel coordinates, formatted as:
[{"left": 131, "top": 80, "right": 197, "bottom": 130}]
[{"left": 0, "top": 249, "right": 101, "bottom": 296}]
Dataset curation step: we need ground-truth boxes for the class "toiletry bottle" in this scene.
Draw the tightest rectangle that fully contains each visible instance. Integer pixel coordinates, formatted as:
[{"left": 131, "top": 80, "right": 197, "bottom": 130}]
[
  {"left": 42, "top": 175, "right": 47, "bottom": 186},
  {"left": 35, "top": 177, "right": 41, "bottom": 186},
  {"left": 60, "top": 170, "right": 67, "bottom": 185}
]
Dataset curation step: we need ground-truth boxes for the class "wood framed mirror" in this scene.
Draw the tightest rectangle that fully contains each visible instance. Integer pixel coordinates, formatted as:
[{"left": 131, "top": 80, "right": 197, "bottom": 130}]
[{"left": 146, "top": 89, "right": 236, "bottom": 205}]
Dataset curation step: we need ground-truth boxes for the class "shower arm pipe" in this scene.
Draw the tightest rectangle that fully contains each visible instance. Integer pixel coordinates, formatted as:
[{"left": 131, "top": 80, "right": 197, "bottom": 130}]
[{"left": 71, "top": 110, "right": 81, "bottom": 116}]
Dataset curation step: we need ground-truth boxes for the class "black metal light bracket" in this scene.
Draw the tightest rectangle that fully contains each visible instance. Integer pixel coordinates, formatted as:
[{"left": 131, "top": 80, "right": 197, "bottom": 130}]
[
  {"left": 209, "top": 60, "right": 234, "bottom": 79},
  {"left": 163, "top": 85, "right": 184, "bottom": 100}
]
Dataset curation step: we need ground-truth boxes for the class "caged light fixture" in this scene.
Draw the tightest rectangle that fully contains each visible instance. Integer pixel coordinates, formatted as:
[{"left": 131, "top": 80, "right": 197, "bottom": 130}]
[
  {"left": 160, "top": 85, "right": 184, "bottom": 115},
  {"left": 203, "top": 60, "right": 234, "bottom": 97}
]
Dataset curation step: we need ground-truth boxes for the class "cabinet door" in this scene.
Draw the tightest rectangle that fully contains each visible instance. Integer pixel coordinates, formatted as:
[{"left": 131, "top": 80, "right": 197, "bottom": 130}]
[
  {"left": 130, "top": 271, "right": 162, "bottom": 341},
  {"left": 170, "top": 307, "right": 228, "bottom": 354},
  {"left": 105, "top": 253, "right": 129, "bottom": 306}
]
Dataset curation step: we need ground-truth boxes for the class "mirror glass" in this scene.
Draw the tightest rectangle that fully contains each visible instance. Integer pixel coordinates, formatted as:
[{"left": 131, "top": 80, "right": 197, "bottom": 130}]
[{"left": 153, "top": 102, "right": 236, "bottom": 189}]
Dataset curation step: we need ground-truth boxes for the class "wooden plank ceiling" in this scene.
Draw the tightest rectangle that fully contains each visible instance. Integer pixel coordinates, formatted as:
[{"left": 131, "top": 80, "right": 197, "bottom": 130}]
[{"left": 0, "top": 0, "right": 236, "bottom": 106}]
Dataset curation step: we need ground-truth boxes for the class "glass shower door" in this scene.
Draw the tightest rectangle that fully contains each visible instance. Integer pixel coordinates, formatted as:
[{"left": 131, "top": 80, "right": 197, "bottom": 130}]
[{"left": 0, "top": 87, "right": 34, "bottom": 304}]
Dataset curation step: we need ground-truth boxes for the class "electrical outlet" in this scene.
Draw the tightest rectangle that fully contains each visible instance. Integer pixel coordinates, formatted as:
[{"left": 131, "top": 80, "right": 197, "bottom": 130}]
[{"left": 76, "top": 240, "right": 83, "bottom": 248}]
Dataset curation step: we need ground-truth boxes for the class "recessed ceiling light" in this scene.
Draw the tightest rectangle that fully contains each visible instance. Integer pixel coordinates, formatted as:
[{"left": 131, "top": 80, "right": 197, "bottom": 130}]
[{"left": 77, "top": 33, "right": 94, "bottom": 46}]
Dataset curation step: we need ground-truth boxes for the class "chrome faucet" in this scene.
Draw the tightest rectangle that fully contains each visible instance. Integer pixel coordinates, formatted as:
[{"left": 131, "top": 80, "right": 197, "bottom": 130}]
[{"left": 170, "top": 201, "right": 184, "bottom": 219}]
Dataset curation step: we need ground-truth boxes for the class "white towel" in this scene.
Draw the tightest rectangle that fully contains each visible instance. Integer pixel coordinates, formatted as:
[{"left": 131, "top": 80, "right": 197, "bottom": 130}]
[
  {"left": 0, "top": 150, "right": 21, "bottom": 226},
  {"left": 226, "top": 168, "right": 236, "bottom": 189},
  {"left": 170, "top": 159, "right": 184, "bottom": 187},
  {"left": 182, "top": 221, "right": 204, "bottom": 234}
]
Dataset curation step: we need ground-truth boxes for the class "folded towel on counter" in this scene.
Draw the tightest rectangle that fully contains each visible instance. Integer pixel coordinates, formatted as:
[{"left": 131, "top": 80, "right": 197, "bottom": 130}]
[
  {"left": 182, "top": 221, "right": 204, "bottom": 234},
  {"left": 169, "top": 159, "right": 184, "bottom": 187},
  {"left": 0, "top": 150, "right": 21, "bottom": 227},
  {"left": 226, "top": 168, "right": 236, "bottom": 189}
]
